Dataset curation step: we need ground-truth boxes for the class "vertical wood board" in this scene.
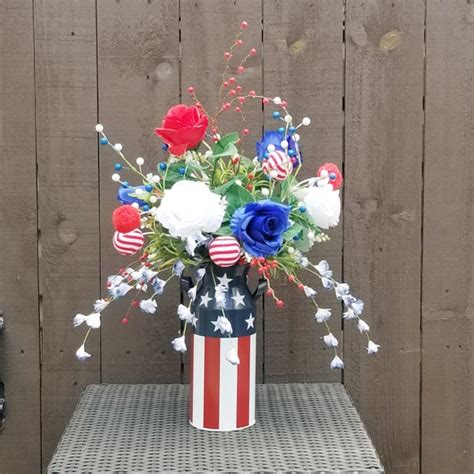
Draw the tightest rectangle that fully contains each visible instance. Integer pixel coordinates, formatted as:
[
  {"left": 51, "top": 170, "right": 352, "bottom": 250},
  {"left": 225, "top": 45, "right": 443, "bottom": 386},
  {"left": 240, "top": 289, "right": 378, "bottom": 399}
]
[
  {"left": 0, "top": 1, "right": 41, "bottom": 472},
  {"left": 97, "top": 0, "right": 181, "bottom": 383},
  {"left": 423, "top": 1, "right": 474, "bottom": 472},
  {"left": 263, "top": 0, "right": 344, "bottom": 383},
  {"left": 344, "top": 1, "right": 424, "bottom": 472},
  {"left": 34, "top": 0, "right": 100, "bottom": 464}
]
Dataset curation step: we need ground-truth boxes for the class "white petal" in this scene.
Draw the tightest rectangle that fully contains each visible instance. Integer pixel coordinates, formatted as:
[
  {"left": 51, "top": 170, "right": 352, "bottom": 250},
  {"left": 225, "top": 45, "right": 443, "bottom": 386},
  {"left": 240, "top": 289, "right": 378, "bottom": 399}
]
[
  {"left": 330, "top": 355, "right": 344, "bottom": 369},
  {"left": 171, "top": 335, "right": 187, "bottom": 353},
  {"left": 76, "top": 344, "right": 91, "bottom": 361},
  {"left": 358, "top": 319, "right": 370, "bottom": 333},
  {"left": 323, "top": 333, "right": 339, "bottom": 347},
  {"left": 315, "top": 308, "right": 332, "bottom": 323},
  {"left": 226, "top": 348, "right": 240, "bottom": 365},
  {"left": 73, "top": 313, "right": 88, "bottom": 328},
  {"left": 367, "top": 341, "right": 380, "bottom": 354},
  {"left": 86, "top": 312, "right": 101, "bottom": 329}
]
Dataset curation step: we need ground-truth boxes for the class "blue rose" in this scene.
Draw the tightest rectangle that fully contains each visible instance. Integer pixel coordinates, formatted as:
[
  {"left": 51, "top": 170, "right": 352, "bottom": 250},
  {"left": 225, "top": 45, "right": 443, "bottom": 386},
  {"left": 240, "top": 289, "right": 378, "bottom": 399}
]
[
  {"left": 255, "top": 130, "right": 300, "bottom": 167},
  {"left": 231, "top": 200, "right": 290, "bottom": 257},
  {"left": 117, "top": 186, "right": 147, "bottom": 206}
]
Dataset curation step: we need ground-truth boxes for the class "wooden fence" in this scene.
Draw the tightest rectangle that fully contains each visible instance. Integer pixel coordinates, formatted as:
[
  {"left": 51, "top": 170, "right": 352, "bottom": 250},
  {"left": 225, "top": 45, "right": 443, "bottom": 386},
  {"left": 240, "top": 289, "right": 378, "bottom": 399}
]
[{"left": 0, "top": 0, "right": 472, "bottom": 472}]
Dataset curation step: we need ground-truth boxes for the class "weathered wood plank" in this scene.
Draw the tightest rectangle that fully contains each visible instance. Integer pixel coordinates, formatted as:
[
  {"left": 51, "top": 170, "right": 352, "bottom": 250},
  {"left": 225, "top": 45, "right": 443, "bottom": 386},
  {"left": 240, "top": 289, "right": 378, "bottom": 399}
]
[
  {"left": 97, "top": 0, "right": 181, "bottom": 383},
  {"left": 344, "top": 1, "right": 424, "bottom": 472},
  {"left": 34, "top": 0, "right": 100, "bottom": 465},
  {"left": 180, "top": 0, "right": 264, "bottom": 382},
  {"left": 263, "top": 0, "right": 344, "bottom": 383},
  {"left": 0, "top": 1, "right": 41, "bottom": 472},
  {"left": 423, "top": 1, "right": 474, "bottom": 472}
]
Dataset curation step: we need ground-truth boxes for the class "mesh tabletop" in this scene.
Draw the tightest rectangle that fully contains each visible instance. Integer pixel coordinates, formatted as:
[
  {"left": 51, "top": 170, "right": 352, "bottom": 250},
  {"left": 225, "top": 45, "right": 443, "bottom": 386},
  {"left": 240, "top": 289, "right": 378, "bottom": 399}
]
[{"left": 47, "top": 383, "right": 383, "bottom": 473}]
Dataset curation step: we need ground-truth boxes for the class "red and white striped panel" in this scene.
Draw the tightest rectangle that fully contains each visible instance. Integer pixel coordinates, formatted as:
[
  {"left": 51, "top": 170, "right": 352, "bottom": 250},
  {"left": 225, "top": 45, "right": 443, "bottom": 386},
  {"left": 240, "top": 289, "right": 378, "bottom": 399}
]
[
  {"left": 190, "top": 334, "right": 256, "bottom": 431},
  {"left": 262, "top": 150, "right": 292, "bottom": 181},
  {"left": 113, "top": 229, "right": 144, "bottom": 256},
  {"left": 208, "top": 236, "right": 241, "bottom": 268}
]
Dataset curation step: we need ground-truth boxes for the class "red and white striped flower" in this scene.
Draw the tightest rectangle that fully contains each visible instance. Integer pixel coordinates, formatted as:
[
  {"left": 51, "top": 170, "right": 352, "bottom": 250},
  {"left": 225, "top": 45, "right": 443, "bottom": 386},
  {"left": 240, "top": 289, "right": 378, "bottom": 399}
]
[
  {"left": 208, "top": 236, "right": 241, "bottom": 268},
  {"left": 262, "top": 150, "right": 292, "bottom": 181},
  {"left": 113, "top": 229, "right": 144, "bottom": 256}
]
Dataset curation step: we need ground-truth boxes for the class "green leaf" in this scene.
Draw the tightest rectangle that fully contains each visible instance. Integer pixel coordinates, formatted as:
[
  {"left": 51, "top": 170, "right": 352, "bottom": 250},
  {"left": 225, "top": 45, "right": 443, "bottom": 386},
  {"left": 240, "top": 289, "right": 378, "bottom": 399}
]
[
  {"left": 214, "top": 224, "right": 232, "bottom": 236},
  {"left": 212, "top": 132, "right": 240, "bottom": 158},
  {"left": 284, "top": 222, "right": 303, "bottom": 241},
  {"left": 224, "top": 183, "right": 253, "bottom": 219}
]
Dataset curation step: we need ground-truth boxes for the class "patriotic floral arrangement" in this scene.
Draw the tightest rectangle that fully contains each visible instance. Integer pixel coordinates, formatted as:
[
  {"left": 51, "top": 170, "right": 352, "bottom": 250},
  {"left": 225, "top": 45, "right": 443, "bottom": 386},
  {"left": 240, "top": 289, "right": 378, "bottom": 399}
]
[{"left": 74, "top": 21, "right": 379, "bottom": 369}]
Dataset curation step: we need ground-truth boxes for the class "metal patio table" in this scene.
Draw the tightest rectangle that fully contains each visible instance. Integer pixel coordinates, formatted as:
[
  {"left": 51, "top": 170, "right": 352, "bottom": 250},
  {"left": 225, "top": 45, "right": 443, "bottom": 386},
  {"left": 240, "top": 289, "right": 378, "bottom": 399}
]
[{"left": 47, "top": 383, "right": 384, "bottom": 473}]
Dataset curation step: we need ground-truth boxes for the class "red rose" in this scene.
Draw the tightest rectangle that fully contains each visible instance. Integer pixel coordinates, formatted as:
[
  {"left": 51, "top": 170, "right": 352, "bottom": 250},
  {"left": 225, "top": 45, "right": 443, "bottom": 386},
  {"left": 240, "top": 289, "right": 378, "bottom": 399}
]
[
  {"left": 154, "top": 104, "right": 208, "bottom": 156},
  {"left": 317, "top": 163, "right": 343, "bottom": 190}
]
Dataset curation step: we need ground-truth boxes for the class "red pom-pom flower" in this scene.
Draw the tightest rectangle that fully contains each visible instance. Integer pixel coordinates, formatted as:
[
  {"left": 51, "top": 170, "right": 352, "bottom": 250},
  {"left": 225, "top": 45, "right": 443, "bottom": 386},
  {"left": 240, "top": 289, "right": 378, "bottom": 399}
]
[
  {"left": 317, "top": 163, "right": 343, "bottom": 190},
  {"left": 154, "top": 104, "right": 208, "bottom": 156},
  {"left": 112, "top": 205, "right": 141, "bottom": 233}
]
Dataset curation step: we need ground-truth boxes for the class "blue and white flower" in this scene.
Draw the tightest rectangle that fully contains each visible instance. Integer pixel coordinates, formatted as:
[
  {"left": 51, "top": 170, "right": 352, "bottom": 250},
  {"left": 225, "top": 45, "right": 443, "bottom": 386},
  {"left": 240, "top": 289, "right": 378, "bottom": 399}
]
[{"left": 140, "top": 298, "right": 157, "bottom": 314}]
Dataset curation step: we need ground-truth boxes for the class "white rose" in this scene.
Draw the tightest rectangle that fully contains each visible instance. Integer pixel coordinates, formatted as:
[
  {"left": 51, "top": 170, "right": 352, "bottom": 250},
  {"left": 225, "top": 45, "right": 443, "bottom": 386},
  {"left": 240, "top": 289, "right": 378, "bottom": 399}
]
[
  {"left": 297, "top": 186, "right": 340, "bottom": 229},
  {"left": 155, "top": 181, "right": 226, "bottom": 238}
]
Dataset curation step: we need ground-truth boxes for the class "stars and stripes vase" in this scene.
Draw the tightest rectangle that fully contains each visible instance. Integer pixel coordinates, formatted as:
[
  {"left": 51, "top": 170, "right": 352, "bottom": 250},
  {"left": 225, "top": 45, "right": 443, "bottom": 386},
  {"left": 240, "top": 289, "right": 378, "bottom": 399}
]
[{"left": 185, "top": 264, "right": 266, "bottom": 431}]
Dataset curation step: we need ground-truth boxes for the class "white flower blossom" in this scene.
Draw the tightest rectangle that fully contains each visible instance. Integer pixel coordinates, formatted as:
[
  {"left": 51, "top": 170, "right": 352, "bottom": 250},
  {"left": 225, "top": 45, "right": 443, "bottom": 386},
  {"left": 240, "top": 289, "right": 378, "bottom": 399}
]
[
  {"left": 139, "top": 298, "right": 157, "bottom": 314},
  {"left": 367, "top": 341, "right": 380, "bottom": 354},
  {"left": 297, "top": 186, "right": 341, "bottom": 229},
  {"left": 94, "top": 299, "right": 109, "bottom": 312},
  {"left": 73, "top": 312, "right": 101, "bottom": 329},
  {"left": 315, "top": 308, "right": 332, "bottom": 323},
  {"left": 226, "top": 348, "right": 240, "bottom": 365},
  {"left": 303, "top": 286, "right": 317, "bottom": 298},
  {"left": 109, "top": 282, "right": 132, "bottom": 299},
  {"left": 196, "top": 268, "right": 206, "bottom": 280},
  {"left": 76, "top": 344, "right": 91, "bottom": 361},
  {"left": 322, "top": 277, "right": 334, "bottom": 290},
  {"left": 173, "top": 260, "right": 185, "bottom": 276},
  {"left": 212, "top": 315, "right": 233, "bottom": 335},
  {"left": 155, "top": 181, "right": 226, "bottom": 239},
  {"left": 107, "top": 274, "right": 124, "bottom": 287},
  {"left": 171, "top": 335, "right": 187, "bottom": 353},
  {"left": 323, "top": 333, "right": 339, "bottom": 347},
  {"left": 335, "top": 283, "right": 350, "bottom": 300},
  {"left": 177, "top": 304, "right": 194, "bottom": 323},
  {"left": 343, "top": 307, "right": 358, "bottom": 320},
  {"left": 188, "top": 286, "right": 197, "bottom": 301},
  {"left": 330, "top": 355, "right": 344, "bottom": 369},
  {"left": 151, "top": 277, "right": 166, "bottom": 295},
  {"left": 358, "top": 319, "right": 370, "bottom": 333},
  {"left": 315, "top": 260, "right": 333, "bottom": 278},
  {"left": 214, "top": 285, "right": 227, "bottom": 308}
]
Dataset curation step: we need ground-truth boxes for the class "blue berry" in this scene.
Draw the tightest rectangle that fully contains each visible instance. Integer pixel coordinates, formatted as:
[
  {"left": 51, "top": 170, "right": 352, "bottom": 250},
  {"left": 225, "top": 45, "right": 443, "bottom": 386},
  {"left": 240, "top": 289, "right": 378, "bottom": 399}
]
[
  {"left": 293, "top": 234, "right": 300, "bottom": 241},
  {"left": 178, "top": 167, "right": 186, "bottom": 175},
  {"left": 329, "top": 172, "right": 337, "bottom": 180},
  {"left": 272, "top": 111, "right": 280, "bottom": 119},
  {"left": 289, "top": 126, "right": 296, "bottom": 134},
  {"left": 145, "top": 184, "right": 153, "bottom": 192},
  {"left": 299, "top": 205, "right": 306, "bottom": 213},
  {"left": 159, "top": 162, "right": 167, "bottom": 171},
  {"left": 278, "top": 127, "right": 285, "bottom": 134},
  {"left": 161, "top": 143, "right": 169, "bottom": 151},
  {"left": 121, "top": 181, "right": 129, "bottom": 188},
  {"left": 263, "top": 152, "right": 269, "bottom": 159},
  {"left": 114, "top": 163, "right": 122, "bottom": 171},
  {"left": 100, "top": 137, "right": 108, "bottom": 145},
  {"left": 288, "top": 149, "right": 295, "bottom": 157},
  {"left": 142, "top": 205, "right": 150, "bottom": 211}
]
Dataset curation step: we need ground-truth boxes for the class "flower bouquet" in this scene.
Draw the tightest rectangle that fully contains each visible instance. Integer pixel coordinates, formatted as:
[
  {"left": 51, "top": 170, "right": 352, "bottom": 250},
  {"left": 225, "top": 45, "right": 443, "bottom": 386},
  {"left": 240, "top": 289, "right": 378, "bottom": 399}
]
[{"left": 73, "top": 21, "right": 378, "bottom": 431}]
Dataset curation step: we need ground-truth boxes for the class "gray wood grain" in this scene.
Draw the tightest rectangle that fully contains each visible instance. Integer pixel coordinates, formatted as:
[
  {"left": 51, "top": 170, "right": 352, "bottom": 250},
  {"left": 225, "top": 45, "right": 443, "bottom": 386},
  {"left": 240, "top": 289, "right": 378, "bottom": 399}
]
[
  {"left": 263, "top": 0, "right": 344, "bottom": 383},
  {"left": 0, "top": 1, "right": 41, "bottom": 472},
  {"left": 97, "top": 0, "right": 181, "bottom": 383},
  {"left": 423, "top": 1, "right": 474, "bottom": 472},
  {"left": 344, "top": 1, "right": 424, "bottom": 472},
  {"left": 34, "top": 0, "right": 101, "bottom": 466}
]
